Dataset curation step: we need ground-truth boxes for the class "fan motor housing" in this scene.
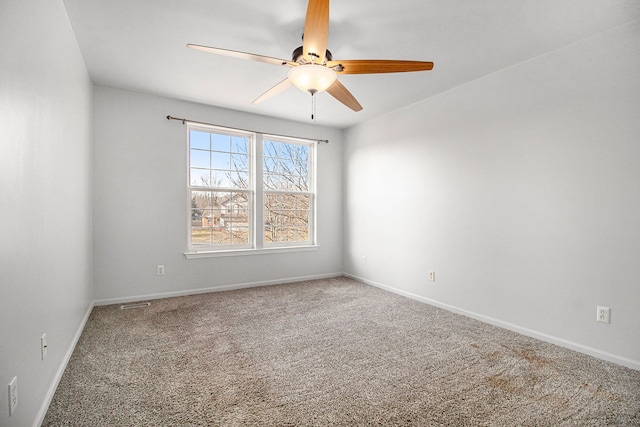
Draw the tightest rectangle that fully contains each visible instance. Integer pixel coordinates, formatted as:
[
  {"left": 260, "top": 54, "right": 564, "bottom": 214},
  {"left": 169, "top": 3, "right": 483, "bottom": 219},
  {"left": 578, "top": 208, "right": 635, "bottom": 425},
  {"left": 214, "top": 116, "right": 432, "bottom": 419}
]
[{"left": 292, "top": 46, "right": 332, "bottom": 63}]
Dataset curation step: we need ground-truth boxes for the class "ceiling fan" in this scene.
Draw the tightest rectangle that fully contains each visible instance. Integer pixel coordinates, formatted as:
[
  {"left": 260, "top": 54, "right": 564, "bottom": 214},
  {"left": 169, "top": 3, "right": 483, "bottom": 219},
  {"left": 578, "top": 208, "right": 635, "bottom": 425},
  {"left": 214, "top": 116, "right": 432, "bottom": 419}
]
[{"left": 187, "top": 0, "right": 434, "bottom": 113}]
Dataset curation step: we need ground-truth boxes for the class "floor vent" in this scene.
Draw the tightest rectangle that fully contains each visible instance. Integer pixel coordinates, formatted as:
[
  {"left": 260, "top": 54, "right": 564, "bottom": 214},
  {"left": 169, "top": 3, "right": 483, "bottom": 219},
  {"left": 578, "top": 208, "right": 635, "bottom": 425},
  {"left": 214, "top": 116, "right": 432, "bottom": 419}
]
[{"left": 120, "top": 302, "right": 151, "bottom": 310}]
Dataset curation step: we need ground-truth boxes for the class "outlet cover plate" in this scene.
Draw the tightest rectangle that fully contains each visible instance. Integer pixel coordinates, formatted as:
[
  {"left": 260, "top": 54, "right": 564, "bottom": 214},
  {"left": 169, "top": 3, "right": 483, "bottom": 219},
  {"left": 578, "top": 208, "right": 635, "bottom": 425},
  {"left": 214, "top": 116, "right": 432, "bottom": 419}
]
[{"left": 596, "top": 306, "right": 611, "bottom": 324}]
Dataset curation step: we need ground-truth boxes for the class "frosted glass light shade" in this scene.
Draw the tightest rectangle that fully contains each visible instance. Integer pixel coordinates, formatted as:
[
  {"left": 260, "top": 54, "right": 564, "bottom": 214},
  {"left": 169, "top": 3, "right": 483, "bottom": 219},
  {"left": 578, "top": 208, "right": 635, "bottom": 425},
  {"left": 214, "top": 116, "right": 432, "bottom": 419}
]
[{"left": 288, "top": 64, "right": 337, "bottom": 94}]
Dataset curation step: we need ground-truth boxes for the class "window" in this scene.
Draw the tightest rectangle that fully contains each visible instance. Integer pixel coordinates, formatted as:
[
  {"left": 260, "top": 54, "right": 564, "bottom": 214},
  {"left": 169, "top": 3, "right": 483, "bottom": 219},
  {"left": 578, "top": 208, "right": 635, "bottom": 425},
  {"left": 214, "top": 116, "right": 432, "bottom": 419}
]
[
  {"left": 187, "top": 124, "right": 316, "bottom": 254},
  {"left": 263, "top": 138, "right": 313, "bottom": 245},
  {"left": 189, "top": 127, "right": 252, "bottom": 249}
]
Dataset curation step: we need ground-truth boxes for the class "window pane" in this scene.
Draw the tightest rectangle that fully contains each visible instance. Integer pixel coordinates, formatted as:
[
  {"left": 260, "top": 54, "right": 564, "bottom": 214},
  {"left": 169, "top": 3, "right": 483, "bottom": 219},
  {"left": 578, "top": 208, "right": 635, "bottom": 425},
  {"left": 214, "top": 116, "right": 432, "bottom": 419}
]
[
  {"left": 190, "top": 131, "right": 210, "bottom": 150},
  {"left": 269, "top": 226, "right": 283, "bottom": 242},
  {"left": 212, "top": 133, "right": 230, "bottom": 152},
  {"left": 190, "top": 149, "right": 210, "bottom": 169},
  {"left": 211, "top": 171, "right": 230, "bottom": 188},
  {"left": 295, "top": 194, "right": 310, "bottom": 209},
  {"left": 263, "top": 173, "right": 279, "bottom": 190},
  {"left": 280, "top": 174, "right": 296, "bottom": 191},
  {"left": 263, "top": 140, "right": 280, "bottom": 157},
  {"left": 191, "top": 191, "right": 211, "bottom": 210},
  {"left": 191, "top": 227, "right": 213, "bottom": 245},
  {"left": 281, "top": 193, "right": 296, "bottom": 209},
  {"left": 264, "top": 225, "right": 273, "bottom": 242},
  {"left": 232, "top": 154, "right": 249, "bottom": 172},
  {"left": 298, "top": 176, "right": 310, "bottom": 191},
  {"left": 263, "top": 157, "right": 278, "bottom": 173},
  {"left": 283, "top": 228, "right": 294, "bottom": 242},
  {"left": 295, "top": 226, "right": 309, "bottom": 238},
  {"left": 295, "top": 144, "right": 309, "bottom": 161},
  {"left": 211, "top": 151, "right": 229, "bottom": 170},
  {"left": 279, "top": 157, "right": 295, "bottom": 175},
  {"left": 264, "top": 193, "right": 279, "bottom": 220},
  {"left": 190, "top": 168, "right": 210, "bottom": 186},
  {"left": 230, "top": 227, "right": 249, "bottom": 245},
  {"left": 214, "top": 227, "right": 231, "bottom": 245},
  {"left": 230, "top": 172, "right": 249, "bottom": 189},
  {"left": 231, "top": 136, "right": 248, "bottom": 154}
]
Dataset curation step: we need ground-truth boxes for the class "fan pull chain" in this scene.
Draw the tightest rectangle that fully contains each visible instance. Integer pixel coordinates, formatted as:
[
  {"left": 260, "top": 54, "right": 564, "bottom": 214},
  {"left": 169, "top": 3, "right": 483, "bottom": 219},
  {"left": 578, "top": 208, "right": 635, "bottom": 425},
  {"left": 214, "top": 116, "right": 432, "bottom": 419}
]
[{"left": 310, "top": 92, "right": 317, "bottom": 121}]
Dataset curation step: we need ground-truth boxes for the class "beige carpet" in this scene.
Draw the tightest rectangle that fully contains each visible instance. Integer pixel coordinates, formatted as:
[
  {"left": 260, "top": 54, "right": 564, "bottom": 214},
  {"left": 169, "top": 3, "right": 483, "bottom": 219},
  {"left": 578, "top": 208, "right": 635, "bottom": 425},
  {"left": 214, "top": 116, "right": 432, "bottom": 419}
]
[{"left": 44, "top": 277, "right": 640, "bottom": 426}]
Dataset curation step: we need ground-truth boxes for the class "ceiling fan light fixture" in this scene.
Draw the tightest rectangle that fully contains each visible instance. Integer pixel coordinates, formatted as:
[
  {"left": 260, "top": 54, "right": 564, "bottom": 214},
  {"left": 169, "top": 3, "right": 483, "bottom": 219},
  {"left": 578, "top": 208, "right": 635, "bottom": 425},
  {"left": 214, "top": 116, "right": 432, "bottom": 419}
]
[{"left": 288, "top": 64, "right": 337, "bottom": 95}]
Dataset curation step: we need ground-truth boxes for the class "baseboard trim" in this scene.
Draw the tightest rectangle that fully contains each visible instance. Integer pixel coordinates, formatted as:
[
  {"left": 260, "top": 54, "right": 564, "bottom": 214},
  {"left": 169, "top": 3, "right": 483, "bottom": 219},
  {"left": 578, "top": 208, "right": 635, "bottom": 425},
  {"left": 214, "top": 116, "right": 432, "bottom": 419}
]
[
  {"left": 34, "top": 300, "right": 94, "bottom": 427},
  {"left": 93, "top": 272, "right": 344, "bottom": 306},
  {"left": 345, "top": 273, "right": 640, "bottom": 372}
]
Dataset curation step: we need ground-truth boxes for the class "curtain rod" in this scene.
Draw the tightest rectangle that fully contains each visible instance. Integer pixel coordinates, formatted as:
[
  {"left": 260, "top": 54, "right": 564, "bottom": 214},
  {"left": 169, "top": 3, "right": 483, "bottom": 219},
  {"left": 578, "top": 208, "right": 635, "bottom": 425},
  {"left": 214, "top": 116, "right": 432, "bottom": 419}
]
[{"left": 166, "top": 115, "right": 329, "bottom": 144}]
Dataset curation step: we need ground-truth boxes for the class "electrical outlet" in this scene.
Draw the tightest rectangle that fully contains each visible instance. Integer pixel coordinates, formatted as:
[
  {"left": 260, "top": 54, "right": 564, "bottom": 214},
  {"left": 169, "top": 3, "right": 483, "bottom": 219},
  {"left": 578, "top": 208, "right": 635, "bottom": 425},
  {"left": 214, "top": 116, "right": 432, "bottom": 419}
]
[
  {"left": 41, "top": 333, "right": 47, "bottom": 360},
  {"left": 596, "top": 306, "right": 610, "bottom": 324},
  {"left": 157, "top": 265, "right": 165, "bottom": 276},
  {"left": 8, "top": 376, "right": 17, "bottom": 417},
  {"left": 429, "top": 271, "right": 436, "bottom": 282},
  {"left": 362, "top": 256, "right": 367, "bottom": 265}
]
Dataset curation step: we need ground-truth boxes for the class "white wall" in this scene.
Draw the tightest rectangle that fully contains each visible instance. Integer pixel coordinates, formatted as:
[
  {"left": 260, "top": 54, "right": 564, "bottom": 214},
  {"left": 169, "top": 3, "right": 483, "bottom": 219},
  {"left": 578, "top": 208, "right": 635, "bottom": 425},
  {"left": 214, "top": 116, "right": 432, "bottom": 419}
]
[
  {"left": 0, "top": 1, "right": 94, "bottom": 426},
  {"left": 344, "top": 21, "right": 640, "bottom": 369},
  {"left": 92, "top": 87, "right": 344, "bottom": 303}
]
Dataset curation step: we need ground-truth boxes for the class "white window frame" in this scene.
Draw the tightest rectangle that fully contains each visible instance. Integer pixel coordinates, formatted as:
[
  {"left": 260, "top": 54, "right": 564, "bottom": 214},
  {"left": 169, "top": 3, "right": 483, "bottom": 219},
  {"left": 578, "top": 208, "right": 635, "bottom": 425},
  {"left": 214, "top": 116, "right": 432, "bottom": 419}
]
[
  {"left": 262, "top": 134, "right": 316, "bottom": 248},
  {"left": 184, "top": 124, "right": 318, "bottom": 259}
]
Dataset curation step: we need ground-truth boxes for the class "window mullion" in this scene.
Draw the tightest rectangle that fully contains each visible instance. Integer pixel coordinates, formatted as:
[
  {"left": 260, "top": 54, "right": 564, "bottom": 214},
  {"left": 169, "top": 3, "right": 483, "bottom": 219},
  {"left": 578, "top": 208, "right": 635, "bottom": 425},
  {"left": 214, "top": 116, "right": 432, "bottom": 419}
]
[{"left": 255, "top": 133, "right": 264, "bottom": 249}]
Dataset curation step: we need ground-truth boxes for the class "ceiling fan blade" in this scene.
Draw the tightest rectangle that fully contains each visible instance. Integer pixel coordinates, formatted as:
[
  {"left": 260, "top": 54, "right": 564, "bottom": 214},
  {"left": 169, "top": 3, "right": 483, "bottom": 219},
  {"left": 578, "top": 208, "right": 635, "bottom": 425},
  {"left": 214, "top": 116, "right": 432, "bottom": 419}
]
[
  {"left": 302, "top": 0, "right": 329, "bottom": 63},
  {"left": 187, "top": 44, "right": 297, "bottom": 67},
  {"left": 326, "top": 80, "right": 362, "bottom": 112},
  {"left": 326, "top": 59, "right": 434, "bottom": 74},
  {"left": 252, "top": 78, "right": 294, "bottom": 104}
]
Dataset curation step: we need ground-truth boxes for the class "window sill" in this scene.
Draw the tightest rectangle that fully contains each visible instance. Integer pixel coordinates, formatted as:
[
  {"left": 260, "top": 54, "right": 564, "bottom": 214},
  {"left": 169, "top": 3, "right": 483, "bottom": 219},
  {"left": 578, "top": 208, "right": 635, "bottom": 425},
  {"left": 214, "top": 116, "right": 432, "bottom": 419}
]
[{"left": 184, "top": 245, "right": 319, "bottom": 259}]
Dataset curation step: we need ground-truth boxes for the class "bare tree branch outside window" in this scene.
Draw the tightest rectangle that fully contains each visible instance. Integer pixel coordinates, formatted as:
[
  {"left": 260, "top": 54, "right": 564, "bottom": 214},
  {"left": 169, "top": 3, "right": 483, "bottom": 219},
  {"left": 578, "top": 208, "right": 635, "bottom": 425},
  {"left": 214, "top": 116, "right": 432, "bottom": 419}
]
[{"left": 262, "top": 139, "right": 311, "bottom": 243}]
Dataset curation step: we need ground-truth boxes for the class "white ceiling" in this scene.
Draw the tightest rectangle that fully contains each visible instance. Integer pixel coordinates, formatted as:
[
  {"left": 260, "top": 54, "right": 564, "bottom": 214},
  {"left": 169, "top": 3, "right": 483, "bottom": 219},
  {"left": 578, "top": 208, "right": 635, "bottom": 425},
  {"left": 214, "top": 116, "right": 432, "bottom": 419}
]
[{"left": 62, "top": 0, "right": 640, "bottom": 129}]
